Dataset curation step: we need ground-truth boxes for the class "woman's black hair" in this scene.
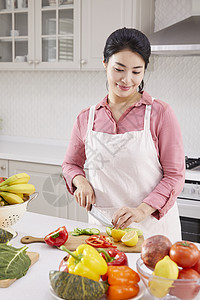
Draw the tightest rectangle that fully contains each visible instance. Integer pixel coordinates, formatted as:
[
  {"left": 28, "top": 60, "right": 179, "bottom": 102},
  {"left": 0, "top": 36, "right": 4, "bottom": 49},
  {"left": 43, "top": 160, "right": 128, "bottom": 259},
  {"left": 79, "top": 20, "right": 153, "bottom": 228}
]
[{"left": 103, "top": 27, "right": 151, "bottom": 92}]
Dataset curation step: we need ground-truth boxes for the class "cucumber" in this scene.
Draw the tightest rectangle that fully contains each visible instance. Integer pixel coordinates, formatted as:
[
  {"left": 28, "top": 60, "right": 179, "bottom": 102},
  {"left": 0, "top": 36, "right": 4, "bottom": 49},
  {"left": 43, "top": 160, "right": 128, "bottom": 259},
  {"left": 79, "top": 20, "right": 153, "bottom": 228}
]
[
  {"left": 70, "top": 227, "right": 100, "bottom": 236},
  {"left": 49, "top": 271, "right": 108, "bottom": 300},
  {"left": 123, "top": 227, "right": 143, "bottom": 236},
  {"left": 84, "top": 228, "right": 100, "bottom": 235},
  {"left": 106, "top": 226, "right": 113, "bottom": 236}
]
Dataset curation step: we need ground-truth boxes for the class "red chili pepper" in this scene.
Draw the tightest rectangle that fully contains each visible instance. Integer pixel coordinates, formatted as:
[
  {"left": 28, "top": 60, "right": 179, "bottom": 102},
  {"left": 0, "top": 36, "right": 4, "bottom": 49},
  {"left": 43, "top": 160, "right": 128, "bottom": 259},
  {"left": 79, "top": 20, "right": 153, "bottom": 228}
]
[
  {"left": 98, "top": 248, "right": 129, "bottom": 281},
  {"left": 44, "top": 226, "right": 68, "bottom": 247},
  {"left": 85, "top": 235, "right": 117, "bottom": 248}
]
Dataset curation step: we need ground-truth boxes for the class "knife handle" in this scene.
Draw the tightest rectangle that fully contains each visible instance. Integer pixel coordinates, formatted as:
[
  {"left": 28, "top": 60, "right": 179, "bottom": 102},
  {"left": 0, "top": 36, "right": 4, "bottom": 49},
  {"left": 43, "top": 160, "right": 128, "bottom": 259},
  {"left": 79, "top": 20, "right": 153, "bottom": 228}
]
[{"left": 21, "top": 236, "right": 45, "bottom": 244}]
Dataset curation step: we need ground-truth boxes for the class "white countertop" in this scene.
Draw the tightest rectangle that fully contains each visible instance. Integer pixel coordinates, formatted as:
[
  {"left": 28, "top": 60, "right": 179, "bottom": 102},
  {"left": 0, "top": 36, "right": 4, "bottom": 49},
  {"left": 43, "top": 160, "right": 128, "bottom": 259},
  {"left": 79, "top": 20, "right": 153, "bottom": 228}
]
[
  {"left": 0, "top": 135, "right": 68, "bottom": 165},
  {"left": 1, "top": 211, "right": 152, "bottom": 300}
]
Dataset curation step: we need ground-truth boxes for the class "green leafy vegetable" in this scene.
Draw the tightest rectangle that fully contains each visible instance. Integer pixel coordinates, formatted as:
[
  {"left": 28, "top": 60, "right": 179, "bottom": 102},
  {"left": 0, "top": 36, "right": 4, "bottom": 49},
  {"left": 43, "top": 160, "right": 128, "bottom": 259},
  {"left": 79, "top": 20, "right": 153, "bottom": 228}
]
[
  {"left": 0, "top": 243, "right": 31, "bottom": 280},
  {"left": 71, "top": 228, "right": 100, "bottom": 236},
  {"left": 0, "top": 229, "right": 13, "bottom": 243}
]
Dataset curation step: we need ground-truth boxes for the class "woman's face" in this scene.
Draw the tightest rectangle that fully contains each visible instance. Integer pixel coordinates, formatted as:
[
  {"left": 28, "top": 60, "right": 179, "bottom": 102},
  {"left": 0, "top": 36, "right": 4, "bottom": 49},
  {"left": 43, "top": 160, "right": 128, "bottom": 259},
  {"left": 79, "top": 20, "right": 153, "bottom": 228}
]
[{"left": 103, "top": 49, "right": 145, "bottom": 99}]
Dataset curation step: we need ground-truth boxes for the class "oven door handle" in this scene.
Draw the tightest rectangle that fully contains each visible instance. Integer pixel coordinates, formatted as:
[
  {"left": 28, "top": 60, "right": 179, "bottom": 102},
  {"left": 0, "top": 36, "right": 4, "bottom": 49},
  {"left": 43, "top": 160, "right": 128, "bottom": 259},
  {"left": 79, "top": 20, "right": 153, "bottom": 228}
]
[{"left": 177, "top": 198, "right": 200, "bottom": 219}]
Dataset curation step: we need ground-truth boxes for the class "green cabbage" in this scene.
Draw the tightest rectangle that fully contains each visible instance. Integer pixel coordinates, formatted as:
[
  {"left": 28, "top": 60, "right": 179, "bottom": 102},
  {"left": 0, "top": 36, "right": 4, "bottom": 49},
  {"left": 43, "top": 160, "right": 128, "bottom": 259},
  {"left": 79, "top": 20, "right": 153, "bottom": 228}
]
[{"left": 0, "top": 243, "right": 31, "bottom": 280}]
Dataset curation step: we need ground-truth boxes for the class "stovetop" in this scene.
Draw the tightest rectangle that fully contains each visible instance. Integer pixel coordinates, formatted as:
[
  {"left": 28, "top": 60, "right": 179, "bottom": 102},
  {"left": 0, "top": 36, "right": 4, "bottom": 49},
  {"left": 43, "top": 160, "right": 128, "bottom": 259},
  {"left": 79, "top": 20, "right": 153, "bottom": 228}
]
[{"left": 185, "top": 156, "right": 200, "bottom": 170}]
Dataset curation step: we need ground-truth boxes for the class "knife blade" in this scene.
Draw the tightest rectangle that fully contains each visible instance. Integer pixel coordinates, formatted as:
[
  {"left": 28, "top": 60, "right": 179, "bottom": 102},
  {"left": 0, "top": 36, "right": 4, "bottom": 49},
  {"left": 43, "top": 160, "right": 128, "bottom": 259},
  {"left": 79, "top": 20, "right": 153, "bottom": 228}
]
[{"left": 89, "top": 205, "right": 113, "bottom": 227}]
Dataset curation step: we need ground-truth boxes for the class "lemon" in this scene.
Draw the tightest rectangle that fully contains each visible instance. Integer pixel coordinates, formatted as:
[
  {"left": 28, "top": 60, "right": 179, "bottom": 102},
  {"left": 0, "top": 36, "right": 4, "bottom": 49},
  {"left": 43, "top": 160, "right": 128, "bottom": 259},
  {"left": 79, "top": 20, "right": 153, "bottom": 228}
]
[
  {"left": 149, "top": 256, "right": 179, "bottom": 298},
  {"left": 111, "top": 229, "right": 126, "bottom": 241},
  {"left": 154, "top": 256, "right": 179, "bottom": 279},
  {"left": 121, "top": 230, "right": 138, "bottom": 246}
]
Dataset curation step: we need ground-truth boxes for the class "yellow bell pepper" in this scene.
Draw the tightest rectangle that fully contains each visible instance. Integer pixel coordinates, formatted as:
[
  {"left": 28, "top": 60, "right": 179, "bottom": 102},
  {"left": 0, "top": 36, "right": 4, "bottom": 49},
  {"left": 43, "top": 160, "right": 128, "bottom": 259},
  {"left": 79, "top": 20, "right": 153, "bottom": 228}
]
[{"left": 60, "top": 244, "right": 108, "bottom": 281}]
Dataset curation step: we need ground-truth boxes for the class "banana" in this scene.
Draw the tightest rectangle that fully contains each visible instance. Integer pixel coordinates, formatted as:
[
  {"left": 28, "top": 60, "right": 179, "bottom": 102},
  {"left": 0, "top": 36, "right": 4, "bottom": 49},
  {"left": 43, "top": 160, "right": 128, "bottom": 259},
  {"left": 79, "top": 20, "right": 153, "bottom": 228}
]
[
  {"left": 0, "top": 184, "right": 35, "bottom": 195},
  {"left": 0, "top": 173, "right": 30, "bottom": 187},
  {"left": 15, "top": 193, "right": 24, "bottom": 199},
  {"left": 0, "top": 192, "right": 24, "bottom": 204}
]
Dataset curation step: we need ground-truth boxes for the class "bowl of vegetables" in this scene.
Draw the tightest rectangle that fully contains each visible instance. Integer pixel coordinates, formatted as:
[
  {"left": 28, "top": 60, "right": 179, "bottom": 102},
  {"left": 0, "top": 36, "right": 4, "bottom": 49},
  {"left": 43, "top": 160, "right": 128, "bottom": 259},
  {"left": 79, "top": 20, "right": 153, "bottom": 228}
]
[
  {"left": 136, "top": 235, "right": 200, "bottom": 300},
  {"left": 0, "top": 174, "right": 38, "bottom": 237}
]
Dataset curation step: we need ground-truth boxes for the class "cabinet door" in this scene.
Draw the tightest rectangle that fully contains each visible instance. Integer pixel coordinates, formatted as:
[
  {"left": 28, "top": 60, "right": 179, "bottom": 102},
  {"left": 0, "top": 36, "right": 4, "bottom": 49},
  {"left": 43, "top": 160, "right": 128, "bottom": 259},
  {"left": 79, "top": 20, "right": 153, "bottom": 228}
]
[
  {"left": 81, "top": 0, "right": 133, "bottom": 70},
  {"left": 81, "top": 0, "right": 154, "bottom": 71},
  {"left": 0, "top": 159, "right": 8, "bottom": 177},
  {"left": 8, "top": 160, "right": 88, "bottom": 222},
  {"left": 34, "top": 0, "right": 81, "bottom": 70},
  {"left": 0, "top": 0, "right": 34, "bottom": 70}
]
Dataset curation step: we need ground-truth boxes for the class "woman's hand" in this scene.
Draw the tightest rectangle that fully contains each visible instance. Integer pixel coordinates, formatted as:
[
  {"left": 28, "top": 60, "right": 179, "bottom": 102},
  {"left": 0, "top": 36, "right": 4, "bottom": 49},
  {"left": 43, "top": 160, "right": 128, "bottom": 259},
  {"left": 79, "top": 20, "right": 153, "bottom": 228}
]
[
  {"left": 73, "top": 175, "right": 95, "bottom": 211},
  {"left": 112, "top": 203, "right": 156, "bottom": 229}
]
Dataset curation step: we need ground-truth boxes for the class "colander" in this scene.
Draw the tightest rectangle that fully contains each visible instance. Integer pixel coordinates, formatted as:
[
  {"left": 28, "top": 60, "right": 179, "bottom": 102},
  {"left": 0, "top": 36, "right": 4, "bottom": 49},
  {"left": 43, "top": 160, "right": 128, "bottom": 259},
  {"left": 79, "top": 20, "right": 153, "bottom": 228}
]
[{"left": 0, "top": 192, "right": 38, "bottom": 237}]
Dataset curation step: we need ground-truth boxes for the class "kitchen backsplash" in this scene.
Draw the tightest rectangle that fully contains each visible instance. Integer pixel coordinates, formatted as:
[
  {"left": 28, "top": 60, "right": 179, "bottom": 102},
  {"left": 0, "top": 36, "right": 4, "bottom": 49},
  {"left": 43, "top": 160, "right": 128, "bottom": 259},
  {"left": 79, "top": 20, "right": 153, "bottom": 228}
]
[{"left": 0, "top": 0, "right": 199, "bottom": 157}]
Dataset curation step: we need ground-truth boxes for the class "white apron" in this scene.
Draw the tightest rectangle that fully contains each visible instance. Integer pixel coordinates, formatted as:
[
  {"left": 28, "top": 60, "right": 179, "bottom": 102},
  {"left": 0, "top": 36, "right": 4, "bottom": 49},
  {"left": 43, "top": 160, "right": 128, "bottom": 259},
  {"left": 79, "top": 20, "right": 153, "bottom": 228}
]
[{"left": 85, "top": 101, "right": 181, "bottom": 242}]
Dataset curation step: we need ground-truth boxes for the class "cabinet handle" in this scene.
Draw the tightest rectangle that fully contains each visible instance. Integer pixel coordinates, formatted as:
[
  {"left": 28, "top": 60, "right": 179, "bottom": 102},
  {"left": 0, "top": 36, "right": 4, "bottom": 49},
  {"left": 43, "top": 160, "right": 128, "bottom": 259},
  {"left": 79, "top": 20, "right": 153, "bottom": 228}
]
[
  {"left": 1, "top": 165, "right": 6, "bottom": 170},
  {"left": 27, "top": 60, "right": 33, "bottom": 65},
  {"left": 35, "top": 60, "right": 40, "bottom": 64},
  {"left": 80, "top": 59, "right": 87, "bottom": 65}
]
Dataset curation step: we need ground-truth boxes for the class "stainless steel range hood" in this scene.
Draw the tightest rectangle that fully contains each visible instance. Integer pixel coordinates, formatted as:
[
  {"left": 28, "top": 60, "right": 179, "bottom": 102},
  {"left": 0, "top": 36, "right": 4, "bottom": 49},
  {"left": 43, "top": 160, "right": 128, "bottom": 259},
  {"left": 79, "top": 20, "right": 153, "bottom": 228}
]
[{"left": 149, "top": 1, "right": 200, "bottom": 56}]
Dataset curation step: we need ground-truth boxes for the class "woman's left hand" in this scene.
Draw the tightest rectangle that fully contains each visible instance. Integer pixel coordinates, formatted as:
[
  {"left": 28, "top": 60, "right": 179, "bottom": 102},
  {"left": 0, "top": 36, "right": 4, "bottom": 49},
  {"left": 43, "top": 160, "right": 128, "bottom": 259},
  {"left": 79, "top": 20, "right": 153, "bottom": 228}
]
[{"left": 112, "top": 203, "right": 156, "bottom": 229}]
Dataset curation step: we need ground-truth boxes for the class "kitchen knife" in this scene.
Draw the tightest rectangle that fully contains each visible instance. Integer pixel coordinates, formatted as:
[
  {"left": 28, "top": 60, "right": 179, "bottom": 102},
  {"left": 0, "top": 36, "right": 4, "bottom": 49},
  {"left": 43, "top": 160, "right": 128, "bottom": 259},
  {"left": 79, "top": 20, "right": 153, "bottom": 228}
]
[{"left": 89, "top": 205, "right": 113, "bottom": 227}]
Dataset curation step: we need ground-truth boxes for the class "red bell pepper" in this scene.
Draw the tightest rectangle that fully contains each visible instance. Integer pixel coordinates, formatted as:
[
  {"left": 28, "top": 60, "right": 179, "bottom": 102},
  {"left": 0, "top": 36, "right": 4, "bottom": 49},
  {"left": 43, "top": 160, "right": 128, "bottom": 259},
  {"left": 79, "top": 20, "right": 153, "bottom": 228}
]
[
  {"left": 98, "top": 248, "right": 128, "bottom": 281},
  {"left": 85, "top": 234, "right": 117, "bottom": 248},
  {"left": 44, "top": 226, "right": 68, "bottom": 247}
]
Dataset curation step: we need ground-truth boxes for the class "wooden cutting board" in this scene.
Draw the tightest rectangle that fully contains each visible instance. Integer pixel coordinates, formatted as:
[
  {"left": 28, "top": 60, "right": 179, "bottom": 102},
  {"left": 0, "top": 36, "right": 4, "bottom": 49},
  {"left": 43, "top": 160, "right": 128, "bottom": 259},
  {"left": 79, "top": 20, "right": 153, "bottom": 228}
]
[
  {"left": 21, "top": 233, "right": 144, "bottom": 253},
  {"left": 0, "top": 252, "right": 39, "bottom": 288}
]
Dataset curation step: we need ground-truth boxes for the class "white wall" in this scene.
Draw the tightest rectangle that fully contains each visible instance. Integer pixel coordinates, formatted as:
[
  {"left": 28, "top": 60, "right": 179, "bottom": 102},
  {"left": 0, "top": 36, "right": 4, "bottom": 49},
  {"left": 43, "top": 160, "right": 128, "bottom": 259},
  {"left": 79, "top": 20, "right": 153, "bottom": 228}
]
[{"left": 0, "top": 0, "right": 199, "bottom": 157}]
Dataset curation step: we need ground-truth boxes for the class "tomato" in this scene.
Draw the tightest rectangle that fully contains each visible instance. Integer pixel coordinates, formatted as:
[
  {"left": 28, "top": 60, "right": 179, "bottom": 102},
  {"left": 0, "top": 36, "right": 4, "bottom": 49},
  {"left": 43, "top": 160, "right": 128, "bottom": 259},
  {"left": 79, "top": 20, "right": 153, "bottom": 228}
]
[
  {"left": 192, "top": 251, "right": 200, "bottom": 274},
  {"left": 170, "top": 268, "right": 200, "bottom": 300},
  {"left": 59, "top": 254, "right": 69, "bottom": 272},
  {"left": 169, "top": 241, "right": 199, "bottom": 268}
]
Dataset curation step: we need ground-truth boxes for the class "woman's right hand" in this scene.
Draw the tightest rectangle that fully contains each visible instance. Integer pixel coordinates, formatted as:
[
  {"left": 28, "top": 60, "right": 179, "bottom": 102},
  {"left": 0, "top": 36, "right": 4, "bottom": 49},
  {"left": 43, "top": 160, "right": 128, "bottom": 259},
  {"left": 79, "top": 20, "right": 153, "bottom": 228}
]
[{"left": 73, "top": 175, "right": 95, "bottom": 211}]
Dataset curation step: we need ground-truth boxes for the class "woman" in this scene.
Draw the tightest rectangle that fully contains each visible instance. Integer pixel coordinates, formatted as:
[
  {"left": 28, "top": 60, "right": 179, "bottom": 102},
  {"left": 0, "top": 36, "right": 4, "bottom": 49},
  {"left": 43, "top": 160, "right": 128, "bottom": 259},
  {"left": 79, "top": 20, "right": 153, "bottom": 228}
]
[{"left": 62, "top": 28, "right": 185, "bottom": 241}]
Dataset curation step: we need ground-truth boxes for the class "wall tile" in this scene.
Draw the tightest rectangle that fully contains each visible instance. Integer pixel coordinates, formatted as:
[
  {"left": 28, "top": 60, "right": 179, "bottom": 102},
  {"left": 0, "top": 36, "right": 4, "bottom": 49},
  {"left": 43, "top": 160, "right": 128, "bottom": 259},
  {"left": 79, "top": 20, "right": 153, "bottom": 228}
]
[{"left": 0, "top": 0, "right": 200, "bottom": 157}]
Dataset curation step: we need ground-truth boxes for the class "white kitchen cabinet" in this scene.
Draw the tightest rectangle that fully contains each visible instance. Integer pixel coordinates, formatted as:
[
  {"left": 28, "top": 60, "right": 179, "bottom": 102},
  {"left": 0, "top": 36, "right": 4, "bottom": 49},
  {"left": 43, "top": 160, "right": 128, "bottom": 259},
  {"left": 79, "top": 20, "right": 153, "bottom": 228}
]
[
  {"left": 0, "top": 0, "right": 80, "bottom": 70},
  {"left": 0, "top": 0, "right": 154, "bottom": 71},
  {"left": 81, "top": 0, "right": 154, "bottom": 70},
  {"left": 0, "top": 159, "right": 8, "bottom": 177},
  {"left": 8, "top": 160, "right": 88, "bottom": 222}
]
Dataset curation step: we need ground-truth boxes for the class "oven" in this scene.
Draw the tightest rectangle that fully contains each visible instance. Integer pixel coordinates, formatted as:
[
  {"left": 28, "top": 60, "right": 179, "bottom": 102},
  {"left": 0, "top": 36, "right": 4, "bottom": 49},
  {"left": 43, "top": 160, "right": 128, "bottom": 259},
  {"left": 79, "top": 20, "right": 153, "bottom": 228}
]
[{"left": 177, "top": 157, "right": 200, "bottom": 243}]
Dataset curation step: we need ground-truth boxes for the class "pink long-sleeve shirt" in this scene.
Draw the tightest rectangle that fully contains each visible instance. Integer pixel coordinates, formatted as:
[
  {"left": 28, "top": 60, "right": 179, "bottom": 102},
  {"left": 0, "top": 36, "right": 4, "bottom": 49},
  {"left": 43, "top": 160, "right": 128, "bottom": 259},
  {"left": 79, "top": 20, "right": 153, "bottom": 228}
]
[{"left": 62, "top": 91, "right": 185, "bottom": 220}]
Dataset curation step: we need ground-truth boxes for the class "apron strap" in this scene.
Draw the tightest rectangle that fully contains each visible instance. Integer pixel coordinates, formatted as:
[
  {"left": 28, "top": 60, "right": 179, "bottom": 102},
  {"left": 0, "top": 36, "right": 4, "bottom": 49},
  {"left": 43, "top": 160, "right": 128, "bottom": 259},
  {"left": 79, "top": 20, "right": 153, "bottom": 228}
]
[
  {"left": 144, "top": 97, "right": 155, "bottom": 130},
  {"left": 87, "top": 105, "right": 96, "bottom": 132}
]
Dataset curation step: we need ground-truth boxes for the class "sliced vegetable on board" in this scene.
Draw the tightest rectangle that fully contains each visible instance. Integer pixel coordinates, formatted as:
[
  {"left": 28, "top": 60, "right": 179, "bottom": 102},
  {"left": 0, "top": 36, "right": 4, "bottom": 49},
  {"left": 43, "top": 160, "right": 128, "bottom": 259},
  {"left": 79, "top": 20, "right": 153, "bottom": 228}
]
[
  {"left": 85, "top": 234, "right": 117, "bottom": 248},
  {"left": 49, "top": 271, "right": 108, "bottom": 300},
  {"left": 44, "top": 226, "right": 68, "bottom": 247},
  {"left": 121, "top": 230, "right": 138, "bottom": 247},
  {"left": 70, "top": 227, "right": 100, "bottom": 236}
]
